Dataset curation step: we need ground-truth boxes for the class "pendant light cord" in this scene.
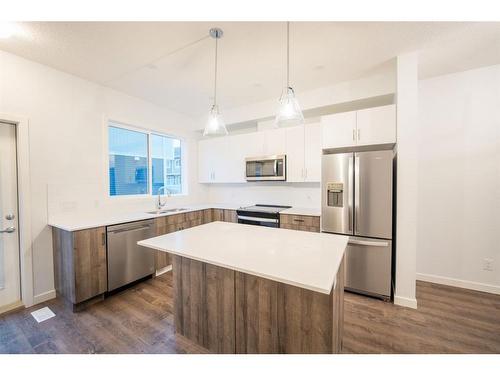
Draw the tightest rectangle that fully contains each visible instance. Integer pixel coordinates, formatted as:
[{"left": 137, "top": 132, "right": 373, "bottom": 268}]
[
  {"left": 214, "top": 35, "right": 218, "bottom": 106},
  {"left": 286, "top": 21, "right": 290, "bottom": 88}
]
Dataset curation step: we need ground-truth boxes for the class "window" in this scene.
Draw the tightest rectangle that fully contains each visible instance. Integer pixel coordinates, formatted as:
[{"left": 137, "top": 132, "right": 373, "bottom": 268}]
[
  {"left": 151, "top": 133, "right": 182, "bottom": 195},
  {"left": 108, "top": 123, "right": 183, "bottom": 196}
]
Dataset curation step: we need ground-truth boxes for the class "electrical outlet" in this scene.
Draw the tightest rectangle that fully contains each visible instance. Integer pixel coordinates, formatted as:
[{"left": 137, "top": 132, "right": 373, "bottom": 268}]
[{"left": 483, "top": 258, "right": 494, "bottom": 271}]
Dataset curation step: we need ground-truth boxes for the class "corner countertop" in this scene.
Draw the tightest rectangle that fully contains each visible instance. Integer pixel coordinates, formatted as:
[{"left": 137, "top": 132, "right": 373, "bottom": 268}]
[
  {"left": 47, "top": 203, "right": 243, "bottom": 232},
  {"left": 48, "top": 203, "right": 321, "bottom": 232},
  {"left": 138, "top": 221, "right": 347, "bottom": 295}
]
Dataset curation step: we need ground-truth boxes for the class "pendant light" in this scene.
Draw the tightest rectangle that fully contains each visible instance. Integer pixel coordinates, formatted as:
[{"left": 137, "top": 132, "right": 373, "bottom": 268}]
[
  {"left": 203, "top": 28, "right": 228, "bottom": 136},
  {"left": 275, "top": 22, "right": 304, "bottom": 127}
]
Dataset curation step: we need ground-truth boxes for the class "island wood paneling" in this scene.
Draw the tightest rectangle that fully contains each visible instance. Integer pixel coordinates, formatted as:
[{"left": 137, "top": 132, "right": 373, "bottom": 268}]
[
  {"left": 235, "top": 273, "right": 279, "bottom": 353},
  {"left": 52, "top": 227, "right": 107, "bottom": 307},
  {"left": 173, "top": 255, "right": 235, "bottom": 353},
  {"left": 173, "top": 254, "right": 344, "bottom": 354},
  {"left": 280, "top": 214, "right": 320, "bottom": 232}
]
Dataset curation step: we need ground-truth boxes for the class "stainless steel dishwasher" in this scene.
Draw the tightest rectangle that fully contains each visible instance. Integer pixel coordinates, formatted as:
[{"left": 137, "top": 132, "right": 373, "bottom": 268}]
[{"left": 106, "top": 220, "right": 156, "bottom": 292}]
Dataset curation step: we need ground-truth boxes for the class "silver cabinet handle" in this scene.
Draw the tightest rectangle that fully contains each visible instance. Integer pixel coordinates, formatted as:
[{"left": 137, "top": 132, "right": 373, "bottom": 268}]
[
  {"left": 349, "top": 239, "right": 389, "bottom": 247},
  {"left": 352, "top": 129, "right": 355, "bottom": 141},
  {"left": 348, "top": 156, "right": 354, "bottom": 232},
  {"left": 357, "top": 129, "right": 360, "bottom": 140},
  {"left": 0, "top": 226, "right": 16, "bottom": 233}
]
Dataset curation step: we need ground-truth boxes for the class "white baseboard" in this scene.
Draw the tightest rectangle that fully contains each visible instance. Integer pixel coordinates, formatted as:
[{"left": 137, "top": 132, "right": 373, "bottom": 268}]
[
  {"left": 156, "top": 265, "right": 172, "bottom": 277},
  {"left": 33, "top": 289, "right": 56, "bottom": 305},
  {"left": 0, "top": 300, "right": 24, "bottom": 315},
  {"left": 417, "top": 273, "right": 500, "bottom": 295},
  {"left": 394, "top": 295, "right": 418, "bottom": 309}
]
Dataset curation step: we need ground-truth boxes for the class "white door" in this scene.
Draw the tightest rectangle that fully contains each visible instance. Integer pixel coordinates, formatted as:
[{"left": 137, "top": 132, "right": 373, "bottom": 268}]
[
  {"left": 285, "top": 125, "right": 305, "bottom": 182},
  {"left": 0, "top": 122, "right": 21, "bottom": 310},
  {"left": 321, "top": 111, "right": 357, "bottom": 149},
  {"left": 304, "top": 122, "right": 321, "bottom": 182},
  {"left": 356, "top": 104, "right": 397, "bottom": 146}
]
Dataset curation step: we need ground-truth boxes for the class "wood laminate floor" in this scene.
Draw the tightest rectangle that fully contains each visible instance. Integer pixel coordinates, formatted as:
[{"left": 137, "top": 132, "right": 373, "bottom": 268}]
[{"left": 1, "top": 273, "right": 499, "bottom": 354}]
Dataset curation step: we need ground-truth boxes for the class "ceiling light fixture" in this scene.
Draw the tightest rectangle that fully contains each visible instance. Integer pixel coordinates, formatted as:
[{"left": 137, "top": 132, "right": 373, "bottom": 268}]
[
  {"left": 275, "top": 22, "right": 304, "bottom": 128},
  {"left": 0, "top": 22, "right": 18, "bottom": 39},
  {"left": 203, "top": 27, "right": 228, "bottom": 137}
]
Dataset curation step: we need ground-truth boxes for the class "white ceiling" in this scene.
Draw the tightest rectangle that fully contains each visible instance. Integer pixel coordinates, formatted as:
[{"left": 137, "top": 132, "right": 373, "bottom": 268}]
[{"left": 2, "top": 22, "right": 500, "bottom": 118}]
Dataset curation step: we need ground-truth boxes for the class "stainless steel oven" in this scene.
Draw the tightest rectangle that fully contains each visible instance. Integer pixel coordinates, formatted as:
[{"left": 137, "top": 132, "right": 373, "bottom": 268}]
[
  {"left": 236, "top": 204, "right": 291, "bottom": 228},
  {"left": 245, "top": 155, "right": 286, "bottom": 181}
]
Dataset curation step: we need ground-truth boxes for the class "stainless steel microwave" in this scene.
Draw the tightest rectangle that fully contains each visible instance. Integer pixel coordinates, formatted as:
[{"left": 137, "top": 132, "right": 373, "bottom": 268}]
[{"left": 245, "top": 155, "right": 286, "bottom": 181}]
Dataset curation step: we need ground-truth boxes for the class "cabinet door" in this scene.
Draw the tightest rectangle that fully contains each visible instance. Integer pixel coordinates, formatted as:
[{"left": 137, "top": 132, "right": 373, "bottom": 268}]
[
  {"left": 321, "top": 111, "right": 357, "bottom": 149},
  {"left": 304, "top": 122, "right": 321, "bottom": 182},
  {"left": 211, "top": 137, "right": 231, "bottom": 183},
  {"left": 223, "top": 209, "right": 238, "bottom": 223},
  {"left": 356, "top": 104, "right": 396, "bottom": 146},
  {"left": 285, "top": 125, "right": 305, "bottom": 182},
  {"left": 198, "top": 139, "right": 214, "bottom": 183},
  {"left": 228, "top": 134, "right": 248, "bottom": 183},
  {"left": 73, "top": 227, "right": 107, "bottom": 303},
  {"left": 262, "top": 128, "right": 286, "bottom": 155},
  {"left": 212, "top": 209, "right": 224, "bottom": 221}
]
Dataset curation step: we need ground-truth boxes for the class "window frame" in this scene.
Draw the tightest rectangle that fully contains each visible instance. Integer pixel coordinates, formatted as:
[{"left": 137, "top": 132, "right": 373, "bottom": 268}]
[{"left": 105, "top": 119, "right": 186, "bottom": 198}]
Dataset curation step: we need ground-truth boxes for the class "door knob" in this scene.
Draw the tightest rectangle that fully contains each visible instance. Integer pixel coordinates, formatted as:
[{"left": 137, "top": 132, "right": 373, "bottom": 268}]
[
  {"left": 5, "top": 214, "right": 15, "bottom": 220},
  {"left": 0, "top": 227, "right": 16, "bottom": 234}
]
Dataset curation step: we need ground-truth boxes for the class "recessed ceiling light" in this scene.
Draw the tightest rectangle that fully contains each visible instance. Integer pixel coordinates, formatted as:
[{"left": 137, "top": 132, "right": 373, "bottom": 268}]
[
  {"left": 314, "top": 65, "right": 325, "bottom": 70},
  {"left": 146, "top": 63, "right": 158, "bottom": 70},
  {"left": 0, "top": 22, "right": 19, "bottom": 39}
]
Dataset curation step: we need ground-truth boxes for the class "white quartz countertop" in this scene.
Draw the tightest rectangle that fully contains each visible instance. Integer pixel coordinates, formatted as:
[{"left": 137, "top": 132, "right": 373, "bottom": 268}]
[
  {"left": 280, "top": 207, "right": 321, "bottom": 216},
  {"left": 47, "top": 203, "right": 243, "bottom": 232},
  {"left": 138, "top": 221, "right": 347, "bottom": 294},
  {"left": 48, "top": 203, "right": 321, "bottom": 232}
]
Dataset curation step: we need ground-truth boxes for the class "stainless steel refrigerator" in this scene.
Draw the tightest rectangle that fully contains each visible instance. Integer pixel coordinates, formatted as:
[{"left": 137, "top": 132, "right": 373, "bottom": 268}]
[{"left": 322, "top": 149, "right": 394, "bottom": 300}]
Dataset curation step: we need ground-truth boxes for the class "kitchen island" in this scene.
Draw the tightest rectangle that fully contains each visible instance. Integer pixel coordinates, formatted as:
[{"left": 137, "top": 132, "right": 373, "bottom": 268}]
[{"left": 138, "top": 221, "right": 348, "bottom": 354}]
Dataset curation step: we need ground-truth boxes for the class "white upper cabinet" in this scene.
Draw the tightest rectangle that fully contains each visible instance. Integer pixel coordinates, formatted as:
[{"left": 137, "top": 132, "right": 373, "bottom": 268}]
[
  {"left": 198, "top": 136, "right": 230, "bottom": 183},
  {"left": 321, "top": 104, "right": 396, "bottom": 149},
  {"left": 321, "top": 111, "right": 357, "bottom": 149},
  {"left": 285, "top": 125, "right": 305, "bottom": 182},
  {"left": 356, "top": 104, "right": 396, "bottom": 146},
  {"left": 262, "top": 128, "right": 286, "bottom": 155},
  {"left": 285, "top": 122, "right": 321, "bottom": 183},
  {"left": 304, "top": 122, "right": 321, "bottom": 182},
  {"left": 198, "top": 138, "right": 213, "bottom": 183}
]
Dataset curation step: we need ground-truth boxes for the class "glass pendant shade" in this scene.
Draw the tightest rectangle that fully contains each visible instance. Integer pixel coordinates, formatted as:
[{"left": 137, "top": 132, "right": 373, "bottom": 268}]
[
  {"left": 203, "top": 104, "right": 228, "bottom": 136},
  {"left": 274, "top": 86, "right": 304, "bottom": 127}
]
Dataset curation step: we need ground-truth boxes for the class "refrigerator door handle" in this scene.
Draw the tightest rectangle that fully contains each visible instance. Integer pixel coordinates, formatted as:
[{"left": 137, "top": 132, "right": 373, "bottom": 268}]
[
  {"left": 354, "top": 155, "right": 360, "bottom": 233},
  {"left": 348, "top": 155, "right": 354, "bottom": 232},
  {"left": 348, "top": 239, "right": 390, "bottom": 247}
]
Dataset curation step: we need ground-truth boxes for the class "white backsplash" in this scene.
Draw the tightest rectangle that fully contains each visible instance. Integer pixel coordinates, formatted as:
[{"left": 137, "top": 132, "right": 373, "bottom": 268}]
[{"left": 206, "top": 182, "right": 321, "bottom": 208}]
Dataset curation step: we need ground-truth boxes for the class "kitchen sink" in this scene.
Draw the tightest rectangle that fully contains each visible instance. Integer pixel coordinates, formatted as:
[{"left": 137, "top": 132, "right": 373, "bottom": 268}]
[{"left": 146, "top": 208, "right": 188, "bottom": 215}]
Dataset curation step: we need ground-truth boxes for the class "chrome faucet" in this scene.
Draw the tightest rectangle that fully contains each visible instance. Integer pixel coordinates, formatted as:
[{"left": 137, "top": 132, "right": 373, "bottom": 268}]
[{"left": 156, "top": 186, "right": 171, "bottom": 211}]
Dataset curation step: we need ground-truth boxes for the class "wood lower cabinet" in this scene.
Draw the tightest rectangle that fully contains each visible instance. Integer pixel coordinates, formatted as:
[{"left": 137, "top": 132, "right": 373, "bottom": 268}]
[
  {"left": 52, "top": 208, "right": 240, "bottom": 309},
  {"left": 52, "top": 226, "right": 107, "bottom": 309},
  {"left": 212, "top": 208, "right": 238, "bottom": 223},
  {"left": 280, "top": 214, "right": 320, "bottom": 232},
  {"left": 154, "top": 210, "right": 212, "bottom": 270}
]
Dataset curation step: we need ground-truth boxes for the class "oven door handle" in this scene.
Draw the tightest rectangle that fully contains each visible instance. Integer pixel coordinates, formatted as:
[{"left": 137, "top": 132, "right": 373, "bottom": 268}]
[{"left": 237, "top": 215, "right": 278, "bottom": 223}]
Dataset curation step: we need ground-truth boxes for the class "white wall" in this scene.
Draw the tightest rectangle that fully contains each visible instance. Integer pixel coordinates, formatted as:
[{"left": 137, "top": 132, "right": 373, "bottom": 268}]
[
  {"left": 417, "top": 64, "right": 500, "bottom": 293},
  {"left": 394, "top": 53, "right": 419, "bottom": 308},
  {"left": 0, "top": 50, "right": 207, "bottom": 300},
  {"left": 207, "top": 182, "right": 320, "bottom": 208}
]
